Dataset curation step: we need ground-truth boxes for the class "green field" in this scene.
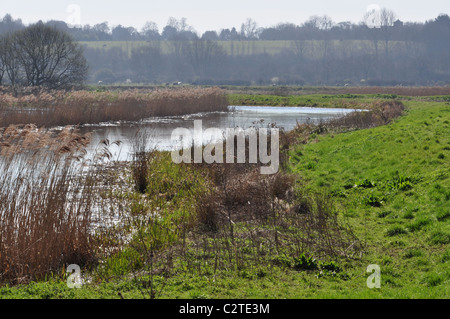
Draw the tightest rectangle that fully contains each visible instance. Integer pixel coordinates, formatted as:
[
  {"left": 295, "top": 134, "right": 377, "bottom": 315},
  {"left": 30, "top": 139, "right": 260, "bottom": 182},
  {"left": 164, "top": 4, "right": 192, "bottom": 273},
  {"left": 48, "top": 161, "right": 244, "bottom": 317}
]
[
  {"left": 0, "top": 93, "right": 448, "bottom": 299},
  {"left": 79, "top": 39, "right": 381, "bottom": 56}
]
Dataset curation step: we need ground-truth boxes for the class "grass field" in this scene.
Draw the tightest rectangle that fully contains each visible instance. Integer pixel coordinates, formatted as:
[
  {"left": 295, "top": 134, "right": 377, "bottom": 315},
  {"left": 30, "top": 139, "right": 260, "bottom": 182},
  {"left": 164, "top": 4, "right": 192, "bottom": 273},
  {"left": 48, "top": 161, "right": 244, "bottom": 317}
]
[
  {"left": 79, "top": 39, "right": 392, "bottom": 57},
  {"left": 0, "top": 93, "right": 448, "bottom": 300},
  {"left": 79, "top": 40, "right": 299, "bottom": 56}
]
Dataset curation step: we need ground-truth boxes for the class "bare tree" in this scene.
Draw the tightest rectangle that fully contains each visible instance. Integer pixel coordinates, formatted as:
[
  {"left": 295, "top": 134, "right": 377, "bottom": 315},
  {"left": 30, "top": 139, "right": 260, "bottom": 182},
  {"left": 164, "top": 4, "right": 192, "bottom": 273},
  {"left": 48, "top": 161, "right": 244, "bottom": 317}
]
[
  {"left": 184, "top": 39, "right": 227, "bottom": 77},
  {"left": 130, "top": 44, "right": 163, "bottom": 82},
  {"left": 141, "top": 21, "right": 160, "bottom": 40},
  {"left": 0, "top": 34, "right": 23, "bottom": 87},
  {"left": 13, "top": 22, "right": 88, "bottom": 89},
  {"left": 363, "top": 8, "right": 381, "bottom": 58},
  {"left": 0, "top": 40, "right": 4, "bottom": 85},
  {"left": 363, "top": 7, "right": 397, "bottom": 58},
  {"left": 379, "top": 8, "right": 397, "bottom": 58},
  {"left": 240, "top": 18, "right": 258, "bottom": 39}
]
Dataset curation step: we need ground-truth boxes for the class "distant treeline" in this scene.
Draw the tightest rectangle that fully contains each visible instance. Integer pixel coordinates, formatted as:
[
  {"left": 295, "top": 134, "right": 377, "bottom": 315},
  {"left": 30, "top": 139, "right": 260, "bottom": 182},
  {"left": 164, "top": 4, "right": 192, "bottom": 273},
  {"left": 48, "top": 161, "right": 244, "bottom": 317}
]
[{"left": 0, "top": 13, "right": 449, "bottom": 86}]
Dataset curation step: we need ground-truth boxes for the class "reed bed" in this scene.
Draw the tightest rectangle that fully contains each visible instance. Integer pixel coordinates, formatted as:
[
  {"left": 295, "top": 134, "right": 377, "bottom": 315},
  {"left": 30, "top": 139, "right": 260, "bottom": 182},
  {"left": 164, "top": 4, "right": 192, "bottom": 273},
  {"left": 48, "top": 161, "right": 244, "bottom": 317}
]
[
  {"left": 0, "top": 125, "right": 106, "bottom": 285},
  {"left": 0, "top": 87, "right": 228, "bottom": 127}
]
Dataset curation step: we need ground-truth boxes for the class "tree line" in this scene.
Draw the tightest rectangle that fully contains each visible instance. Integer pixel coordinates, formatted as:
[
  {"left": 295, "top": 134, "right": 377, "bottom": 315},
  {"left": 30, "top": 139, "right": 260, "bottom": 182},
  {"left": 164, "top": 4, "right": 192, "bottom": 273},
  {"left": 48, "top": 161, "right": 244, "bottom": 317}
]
[
  {"left": 84, "top": 12, "right": 449, "bottom": 86},
  {"left": 1, "top": 11, "right": 447, "bottom": 44},
  {"left": 0, "top": 11, "right": 448, "bottom": 87}
]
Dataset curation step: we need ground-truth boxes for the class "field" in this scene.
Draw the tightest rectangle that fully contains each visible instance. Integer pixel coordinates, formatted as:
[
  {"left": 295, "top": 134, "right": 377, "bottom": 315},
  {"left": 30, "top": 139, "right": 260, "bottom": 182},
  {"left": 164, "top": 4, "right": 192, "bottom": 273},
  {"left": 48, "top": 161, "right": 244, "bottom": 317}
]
[
  {"left": 80, "top": 40, "right": 306, "bottom": 56},
  {"left": 0, "top": 90, "right": 448, "bottom": 300},
  {"left": 80, "top": 40, "right": 396, "bottom": 56}
]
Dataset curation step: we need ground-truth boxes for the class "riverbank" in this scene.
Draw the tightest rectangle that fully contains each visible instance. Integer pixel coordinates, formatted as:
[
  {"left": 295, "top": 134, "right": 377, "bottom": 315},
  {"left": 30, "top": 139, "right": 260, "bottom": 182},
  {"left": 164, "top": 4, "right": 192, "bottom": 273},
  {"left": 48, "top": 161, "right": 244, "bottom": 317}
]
[
  {"left": 0, "top": 95, "right": 448, "bottom": 299},
  {"left": 227, "top": 90, "right": 450, "bottom": 108}
]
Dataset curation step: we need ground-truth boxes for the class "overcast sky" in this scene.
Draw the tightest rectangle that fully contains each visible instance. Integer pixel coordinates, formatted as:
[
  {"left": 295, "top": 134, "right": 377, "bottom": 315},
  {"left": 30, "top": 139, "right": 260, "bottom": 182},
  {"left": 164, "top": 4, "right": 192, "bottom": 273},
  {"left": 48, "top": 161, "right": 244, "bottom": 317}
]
[{"left": 1, "top": 0, "right": 449, "bottom": 33}]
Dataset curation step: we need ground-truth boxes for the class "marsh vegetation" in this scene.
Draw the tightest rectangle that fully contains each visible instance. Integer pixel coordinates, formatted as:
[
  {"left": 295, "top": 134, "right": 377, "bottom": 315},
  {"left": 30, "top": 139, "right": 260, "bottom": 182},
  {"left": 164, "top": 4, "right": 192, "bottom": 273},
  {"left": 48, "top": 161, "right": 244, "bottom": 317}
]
[{"left": 4, "top": 93, "right": 444, "bottom": 300}]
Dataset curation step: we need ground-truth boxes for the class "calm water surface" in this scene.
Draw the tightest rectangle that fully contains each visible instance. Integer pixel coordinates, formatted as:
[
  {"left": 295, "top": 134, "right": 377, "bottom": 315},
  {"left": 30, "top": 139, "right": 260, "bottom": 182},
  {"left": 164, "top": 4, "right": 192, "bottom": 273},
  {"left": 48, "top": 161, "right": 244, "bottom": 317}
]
[{"left": 76, "top": 105, "right": 356, "bottom": 161}]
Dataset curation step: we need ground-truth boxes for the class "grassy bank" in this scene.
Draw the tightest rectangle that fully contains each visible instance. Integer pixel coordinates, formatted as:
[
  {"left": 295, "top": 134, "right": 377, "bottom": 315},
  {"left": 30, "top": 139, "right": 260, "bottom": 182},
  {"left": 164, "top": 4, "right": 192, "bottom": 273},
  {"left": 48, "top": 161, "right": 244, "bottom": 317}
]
[
  {"left": 286, "top": 99, "right": 450, "bottom": 297},
  {"left": 0, "top": 95, "right": 448, "bottom": 299},
  {"left": 228, "top": 90, "right": 450, "bottom": 108}
]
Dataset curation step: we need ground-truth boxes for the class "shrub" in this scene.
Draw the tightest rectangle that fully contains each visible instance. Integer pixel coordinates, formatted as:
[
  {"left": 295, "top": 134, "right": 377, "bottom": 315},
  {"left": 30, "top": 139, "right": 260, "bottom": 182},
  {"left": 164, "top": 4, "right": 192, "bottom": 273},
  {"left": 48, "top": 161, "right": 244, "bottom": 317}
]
[{"left": 319, "top": 260, "right": 342, "bottom": 273}]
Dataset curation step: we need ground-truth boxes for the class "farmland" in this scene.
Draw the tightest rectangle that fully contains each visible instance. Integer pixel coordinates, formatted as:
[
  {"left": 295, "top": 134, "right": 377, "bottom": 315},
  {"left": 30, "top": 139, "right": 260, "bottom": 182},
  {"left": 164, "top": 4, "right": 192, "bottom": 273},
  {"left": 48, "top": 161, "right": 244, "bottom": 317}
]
[{"left": 80, "top": 39, "right": 409, "bottom": 57}]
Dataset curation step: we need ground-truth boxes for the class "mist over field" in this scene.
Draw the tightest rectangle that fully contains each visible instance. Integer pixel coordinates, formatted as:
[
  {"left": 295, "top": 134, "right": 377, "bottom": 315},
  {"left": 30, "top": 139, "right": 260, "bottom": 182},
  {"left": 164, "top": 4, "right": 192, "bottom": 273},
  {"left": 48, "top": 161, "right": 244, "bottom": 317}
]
[{"left": 0, "top": 9, "right": 449, "bottom": 87}]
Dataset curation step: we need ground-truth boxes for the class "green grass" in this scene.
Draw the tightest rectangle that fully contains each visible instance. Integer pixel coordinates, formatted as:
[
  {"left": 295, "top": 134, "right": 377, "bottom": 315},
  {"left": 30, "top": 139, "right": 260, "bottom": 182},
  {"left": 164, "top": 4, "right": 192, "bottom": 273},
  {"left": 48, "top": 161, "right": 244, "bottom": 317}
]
[
  {"left": 1, "top": 95, "right": 449, "bottom": 299},
  {"left": 287, "top": 99, "right": 450, "bottom": 297},
  {"left": 227, "top": 93, "right": 412, "bottom": 108}
]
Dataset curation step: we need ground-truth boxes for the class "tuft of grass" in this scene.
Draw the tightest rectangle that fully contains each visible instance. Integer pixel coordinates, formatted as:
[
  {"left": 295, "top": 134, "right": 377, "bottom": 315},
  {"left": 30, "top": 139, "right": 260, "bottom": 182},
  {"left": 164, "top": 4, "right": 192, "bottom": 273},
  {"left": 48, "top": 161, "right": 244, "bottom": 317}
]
[
  {"left": 422, "top": 272, "right": 446, "bottom": 287},
  {"left": 429, "top": 231, "right": 450, "bottom": 245},
  {"left": 408, "top": 217, "right": 433, "bottom": 232},
  {"left": 386, "top": 226, "right": 408, "bottom": 237},
  {"left": 403, "top": 249, "right": 424, "bottom": 259}
]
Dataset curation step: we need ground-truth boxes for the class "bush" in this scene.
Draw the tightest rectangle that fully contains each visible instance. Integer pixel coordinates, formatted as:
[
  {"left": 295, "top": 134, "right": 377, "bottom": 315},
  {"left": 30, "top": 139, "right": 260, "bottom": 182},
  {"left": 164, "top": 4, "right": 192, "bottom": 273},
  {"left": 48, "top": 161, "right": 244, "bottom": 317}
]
[{"left": 319, "top": 261, "right": 342, "bottom": 273}]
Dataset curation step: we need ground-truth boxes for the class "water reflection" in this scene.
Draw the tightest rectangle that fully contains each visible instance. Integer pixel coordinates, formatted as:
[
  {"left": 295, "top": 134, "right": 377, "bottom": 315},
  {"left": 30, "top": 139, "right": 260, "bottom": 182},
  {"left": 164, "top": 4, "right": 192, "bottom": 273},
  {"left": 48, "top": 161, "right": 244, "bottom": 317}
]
[{"left": 77, "top": 106, "right": 356, "bottom": 161}]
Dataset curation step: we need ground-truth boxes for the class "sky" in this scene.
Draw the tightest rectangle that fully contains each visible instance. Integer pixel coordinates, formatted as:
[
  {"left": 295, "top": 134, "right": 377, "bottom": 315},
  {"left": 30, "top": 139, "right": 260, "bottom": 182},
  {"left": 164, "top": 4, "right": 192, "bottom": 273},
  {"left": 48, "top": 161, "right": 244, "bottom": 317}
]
[{"left": 1, "top": 0, "right": 449, "bottom": 33}]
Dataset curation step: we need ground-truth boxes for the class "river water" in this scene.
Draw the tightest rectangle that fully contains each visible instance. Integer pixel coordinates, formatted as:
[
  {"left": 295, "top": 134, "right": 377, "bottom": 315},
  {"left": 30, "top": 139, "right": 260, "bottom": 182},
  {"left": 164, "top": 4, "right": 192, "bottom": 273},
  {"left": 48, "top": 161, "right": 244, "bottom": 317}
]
[{"left": 76, "top": 105, "right": 356, "bottom": 161}]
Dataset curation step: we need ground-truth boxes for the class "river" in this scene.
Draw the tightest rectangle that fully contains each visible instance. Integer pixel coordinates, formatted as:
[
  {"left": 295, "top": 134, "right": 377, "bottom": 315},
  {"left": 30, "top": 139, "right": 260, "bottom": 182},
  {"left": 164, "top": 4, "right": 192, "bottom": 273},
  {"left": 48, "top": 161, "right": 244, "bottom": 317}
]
[{"left": 75, "top": 105, "right": 357, "bottom": 161}]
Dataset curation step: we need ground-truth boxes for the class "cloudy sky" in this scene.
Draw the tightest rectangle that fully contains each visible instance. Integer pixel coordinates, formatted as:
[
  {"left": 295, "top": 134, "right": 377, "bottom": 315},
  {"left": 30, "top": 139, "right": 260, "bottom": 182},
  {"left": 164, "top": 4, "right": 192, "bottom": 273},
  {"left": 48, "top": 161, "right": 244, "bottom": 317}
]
[{"left": 1, "top": 0, "right": 449, "bottom": 33}]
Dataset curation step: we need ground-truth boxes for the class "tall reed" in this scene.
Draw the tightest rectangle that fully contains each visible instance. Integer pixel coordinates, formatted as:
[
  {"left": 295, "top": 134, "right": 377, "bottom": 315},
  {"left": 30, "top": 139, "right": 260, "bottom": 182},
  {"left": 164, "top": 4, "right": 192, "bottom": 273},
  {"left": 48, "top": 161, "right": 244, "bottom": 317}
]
[
  {"left": 0, "top": 87, "right": 229, "bottom": 127},
  {"left": 0, "top": 125, "right": 102, "bottom": 285}
]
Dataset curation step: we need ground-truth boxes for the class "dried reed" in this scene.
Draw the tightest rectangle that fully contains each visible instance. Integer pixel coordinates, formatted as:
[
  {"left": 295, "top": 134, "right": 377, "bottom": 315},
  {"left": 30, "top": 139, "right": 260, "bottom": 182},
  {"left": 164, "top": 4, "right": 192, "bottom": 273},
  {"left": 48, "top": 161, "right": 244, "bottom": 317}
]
[
  {"left": 0, "top": 125, "right": 102, "bottom": 285},
  {"left": 0, "top": 87, "right": 229, "bottom": 127}
]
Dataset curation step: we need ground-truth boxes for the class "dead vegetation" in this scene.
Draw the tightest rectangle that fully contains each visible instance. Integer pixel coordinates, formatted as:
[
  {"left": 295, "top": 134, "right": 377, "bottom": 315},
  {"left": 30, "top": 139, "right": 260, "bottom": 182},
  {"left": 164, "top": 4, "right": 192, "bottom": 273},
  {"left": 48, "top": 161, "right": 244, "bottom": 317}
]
[
  {"left": 0, "top": 87, "right": 228, "bottom": 127},
  {"left": 0, "top": 125, "right": 111, "bottom": 285},
  {"left": 283, "top": 100, "right": 405, "bottom": 147}
]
